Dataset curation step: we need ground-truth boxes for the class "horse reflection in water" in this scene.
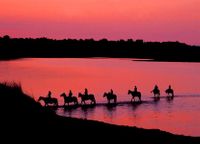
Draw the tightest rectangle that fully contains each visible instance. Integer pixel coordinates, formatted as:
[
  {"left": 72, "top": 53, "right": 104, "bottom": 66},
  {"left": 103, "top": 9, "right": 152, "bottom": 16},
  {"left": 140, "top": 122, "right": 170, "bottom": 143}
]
[
  {"left": 78, "top": 93, "right": 96, "bottom": 105},
  {"left": 128, "top": 90, "right": 142, "bottom": 102},
  {"left": 103, "top": 92, "right": 117, "bottom": 104},
  {"left": 60, "top": 93, "right": 78, "bottom": 106},
  {"left": 38, "top": 96, "right": 58, "bottom": 107}
]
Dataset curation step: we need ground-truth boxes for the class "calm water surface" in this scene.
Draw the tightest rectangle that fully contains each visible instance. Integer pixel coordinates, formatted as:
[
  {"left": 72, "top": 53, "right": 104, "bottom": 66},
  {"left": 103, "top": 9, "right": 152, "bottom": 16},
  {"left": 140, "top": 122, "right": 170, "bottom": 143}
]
[{"left": 0, "top": 58, "right": 200, "bottom": 136}]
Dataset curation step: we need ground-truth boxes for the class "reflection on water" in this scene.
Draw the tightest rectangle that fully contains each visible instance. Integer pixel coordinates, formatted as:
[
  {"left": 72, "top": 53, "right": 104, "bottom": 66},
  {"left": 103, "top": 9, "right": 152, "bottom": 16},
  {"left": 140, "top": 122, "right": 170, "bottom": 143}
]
[
  {"left": 57, "top": 96, "right": 200, "bottom": 136},
  {"left": 0, "top": 58, "right": 200, "bottom": 136}
]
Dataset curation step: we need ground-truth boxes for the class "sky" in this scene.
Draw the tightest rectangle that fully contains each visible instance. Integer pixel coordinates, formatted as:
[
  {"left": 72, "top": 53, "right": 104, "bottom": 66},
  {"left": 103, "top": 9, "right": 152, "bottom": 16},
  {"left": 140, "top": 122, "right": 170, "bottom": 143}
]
[{"left": 0, "top": 0, "right": 200, "bottom": 45}]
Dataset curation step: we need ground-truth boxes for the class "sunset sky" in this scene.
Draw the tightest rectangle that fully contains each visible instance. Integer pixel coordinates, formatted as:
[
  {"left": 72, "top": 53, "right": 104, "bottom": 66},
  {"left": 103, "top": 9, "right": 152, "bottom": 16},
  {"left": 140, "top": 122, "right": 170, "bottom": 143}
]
[{"left": 0, "top": 0, "right": 199, "bottom": 45}]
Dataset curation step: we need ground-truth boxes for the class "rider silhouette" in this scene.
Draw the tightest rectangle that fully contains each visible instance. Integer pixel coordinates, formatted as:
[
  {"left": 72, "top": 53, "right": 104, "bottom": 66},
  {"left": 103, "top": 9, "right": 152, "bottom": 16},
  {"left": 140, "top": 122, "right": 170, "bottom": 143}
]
[
  {"left": 110, "top": 89, "right": 113, "bottom": 95},
  {"left": 168, "top": 85, "right": 172, "bottom": 90},
  {"left": 69, "top": 90, "right": 73, "bottom": 97},
  {"left": 84, "top": 88, "right": 88, "bottom": 96},
  {"left": 134, "top": 86, "right": 138, "bottom": 92},
  {"left": 47, "top": 91, "right": 52, "bottom": 99},
  {"left": 154, "top": 85, "right": 159, "bottom": 91},
  {"left": 166, "top": 85, "right": 174, "bottom": 97}
]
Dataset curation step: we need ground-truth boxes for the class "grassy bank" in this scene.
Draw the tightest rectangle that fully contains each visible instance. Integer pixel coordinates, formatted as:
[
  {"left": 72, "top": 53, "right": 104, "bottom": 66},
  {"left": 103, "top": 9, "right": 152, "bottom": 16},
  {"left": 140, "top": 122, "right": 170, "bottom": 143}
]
[{"left": 0, "top": 82, "right": 199, "bottom": 143}]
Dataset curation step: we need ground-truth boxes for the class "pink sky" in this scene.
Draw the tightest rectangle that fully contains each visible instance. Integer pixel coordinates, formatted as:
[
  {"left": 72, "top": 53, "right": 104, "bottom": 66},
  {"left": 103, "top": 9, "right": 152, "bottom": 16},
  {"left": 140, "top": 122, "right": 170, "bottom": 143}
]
[{"left": 0, "top": 0, "right": 200, "bottom": 45}]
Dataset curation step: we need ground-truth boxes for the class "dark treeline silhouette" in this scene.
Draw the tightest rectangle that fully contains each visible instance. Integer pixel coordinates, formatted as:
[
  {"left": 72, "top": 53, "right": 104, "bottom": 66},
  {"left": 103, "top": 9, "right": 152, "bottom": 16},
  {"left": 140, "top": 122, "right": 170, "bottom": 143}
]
[
  {"left": 1, "top": 35, "right": 200, "bottom": 62},
  {"left": 1, "top": 82, "right": 200, "bottom": 143}
]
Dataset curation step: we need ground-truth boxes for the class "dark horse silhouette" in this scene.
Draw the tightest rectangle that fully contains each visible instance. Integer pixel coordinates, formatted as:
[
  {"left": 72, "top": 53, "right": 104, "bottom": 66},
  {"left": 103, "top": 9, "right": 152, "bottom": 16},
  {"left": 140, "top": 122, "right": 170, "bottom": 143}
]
[
  {"left": 78, "top": 93, "right": 96, "bottom": 105},
  {"left": 128, "top": 90, "right": 141, "bottom": 102},
  {"left": 165, "top": 89, "right": 174, "bottom": 97},
  {"left": 60, "top": 93, "right": 78, "bottom": 106},
  {"left": 103, "top": 92, "right": 117, "bottom": 104},
  {"left": 38, "top": 96, "right": 58, "bottom": 107},
  {"left": 151, "top": 89, "right": 160, "bottom": 97}
]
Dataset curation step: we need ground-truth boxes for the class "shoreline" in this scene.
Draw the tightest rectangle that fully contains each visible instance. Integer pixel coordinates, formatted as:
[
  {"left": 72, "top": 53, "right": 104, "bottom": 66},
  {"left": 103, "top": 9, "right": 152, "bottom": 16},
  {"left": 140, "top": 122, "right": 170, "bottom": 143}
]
[{"left": 0, "top": 82, "right": 200, "bottom": 142}]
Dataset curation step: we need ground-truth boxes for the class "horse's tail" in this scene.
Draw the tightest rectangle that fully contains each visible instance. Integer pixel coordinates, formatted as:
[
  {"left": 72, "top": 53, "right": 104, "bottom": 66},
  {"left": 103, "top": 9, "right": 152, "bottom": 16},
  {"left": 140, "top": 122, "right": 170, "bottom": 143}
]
[
  {"left": 139, "top": 92, "right": 142, "bottom": 101},
  {"left": 138, "top": 92, "right": 141, "bottom": 97},
  {"left": 55, "top": 99, "right": 58, "bottom": 106},
  {"left": 92, "top": 96, "right": 96, "bottom": 104},
  {"left": 114, "top": 95, "right": 117, "bottom": 103},
  {"left": 78, "top": 93, "right": 82, "bottom": 97},
  {"left": 74, "top": 97, "right": 78, "bottom": 104}
]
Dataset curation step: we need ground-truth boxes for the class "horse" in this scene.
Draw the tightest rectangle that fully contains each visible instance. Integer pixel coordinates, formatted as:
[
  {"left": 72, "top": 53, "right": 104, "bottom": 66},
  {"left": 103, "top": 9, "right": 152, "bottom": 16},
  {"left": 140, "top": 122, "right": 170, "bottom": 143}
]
[
  {"left": 103, "top": 92, "right": 117, "bottom": 104},
  {"left": 151, "top": 89, "right": 160, "bottom": 98},
  {"left": 38, "top": 96, "right": 58, "bottom": 107},
  {"left": 165, "top": 89, "right": 174, "bottom": 97},
  {"left": 60, "top": 93, "right": 78, "bottom": 106},
  {"left": 78, "top": 93, "right": 96, "bottom": 105},
  {"left": 128, "top": 90, "right": 141, "bottom": 102}
]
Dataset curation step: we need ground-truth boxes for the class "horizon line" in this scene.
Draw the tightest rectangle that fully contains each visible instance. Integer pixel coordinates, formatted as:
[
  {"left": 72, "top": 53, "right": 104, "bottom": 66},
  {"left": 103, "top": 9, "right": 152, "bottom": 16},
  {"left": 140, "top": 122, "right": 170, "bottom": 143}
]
[{"left": 1, "top": 35, "right": 199, "bottom": 47}]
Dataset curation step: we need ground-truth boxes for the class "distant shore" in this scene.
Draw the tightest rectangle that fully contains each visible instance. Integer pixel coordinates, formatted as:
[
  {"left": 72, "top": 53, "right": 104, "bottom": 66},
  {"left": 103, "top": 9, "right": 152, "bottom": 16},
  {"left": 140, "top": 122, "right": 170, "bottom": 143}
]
[
  {"left": 0, "top": 82, "right": 199, "bottom": 143},
  {"left": 1, "top": 36, "right": 200, "bottom": 62}
]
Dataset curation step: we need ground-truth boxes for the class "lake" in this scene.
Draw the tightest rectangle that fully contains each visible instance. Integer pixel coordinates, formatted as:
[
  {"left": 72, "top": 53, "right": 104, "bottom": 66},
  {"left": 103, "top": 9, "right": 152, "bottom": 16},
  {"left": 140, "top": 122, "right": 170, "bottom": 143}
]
[{"left": 0, "top": 58, "right": 200, "bottom": 136}]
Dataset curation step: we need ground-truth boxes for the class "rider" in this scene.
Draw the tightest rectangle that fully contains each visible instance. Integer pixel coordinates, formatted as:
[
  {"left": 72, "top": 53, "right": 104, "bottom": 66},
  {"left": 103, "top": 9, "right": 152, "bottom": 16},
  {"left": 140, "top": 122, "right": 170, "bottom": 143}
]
[
  {"left": 47, "top": 91, "right": 52, "bottom": 99},
  {"left": 166, "top": 85, "right": 174, "bottom": 96},
  {"left": 152, "top": 85, "right": 160, "bottom": 93},
  {"left": 68, "top": 90, "right": 73, "bottom": 97},
  {"left": 134, "top": 86, "right": 138, "bottom": 92},
  {"left": 110, "top": 89, "right": 113, "bottom": 95},
  {"left": 84, "top": 88, "right": 88, "bottom": 96},
  {"left": 168, "top": 85, "right": 172, "bottom": 90},
  {"left": 154, "top": 85, "right": 159, "bottom": 91}
]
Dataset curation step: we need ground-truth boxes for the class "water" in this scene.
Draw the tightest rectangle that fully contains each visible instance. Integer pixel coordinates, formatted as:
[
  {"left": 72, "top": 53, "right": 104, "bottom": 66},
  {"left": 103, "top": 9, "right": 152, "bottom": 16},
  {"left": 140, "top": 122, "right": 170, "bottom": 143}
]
[{"left": 0, "top": 58, "right": 200, "bottom": 136}]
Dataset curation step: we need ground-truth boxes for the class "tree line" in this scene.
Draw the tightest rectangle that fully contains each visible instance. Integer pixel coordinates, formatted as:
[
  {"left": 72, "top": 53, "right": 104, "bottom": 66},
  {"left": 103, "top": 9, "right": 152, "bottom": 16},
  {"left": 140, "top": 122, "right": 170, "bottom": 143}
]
[{"left": 0, "top": 35, "right": 200, "bottom": 62}]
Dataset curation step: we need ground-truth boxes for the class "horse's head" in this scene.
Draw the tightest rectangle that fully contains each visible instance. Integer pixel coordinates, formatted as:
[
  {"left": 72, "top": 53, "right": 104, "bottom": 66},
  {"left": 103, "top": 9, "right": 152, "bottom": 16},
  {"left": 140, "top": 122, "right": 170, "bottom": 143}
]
[
  {"left": 78, "top": 93, "right": 82, "bottom": 97},
  {"left": 103, "top": 92, "right": 107, "bottom": 97},
  {"left": 128, "top": 90, "right": 131, "bottom": 94},
  {"left": 38, "top": 96, "right": 43, "bottom": 101},
  {"left": 60, "top": 93, "right": 65, "bottom": 97}
]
